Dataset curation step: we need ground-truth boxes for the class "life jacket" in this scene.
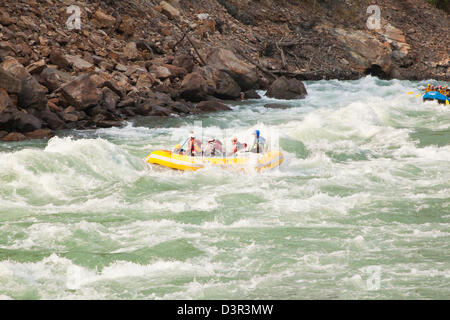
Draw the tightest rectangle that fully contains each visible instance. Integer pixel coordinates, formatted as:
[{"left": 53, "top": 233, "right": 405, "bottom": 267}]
[
  {"left": 232, "top": 141, "right": 247, "bottom": 154},
  {"left": 251, "top": 137, "right": 265, "bottom": 153},
  {"left": 188, "top": 138, "right": 202, "bottom": 155},
  {"left": 214, "top": 140, "right": 223, "bottom": 152}
]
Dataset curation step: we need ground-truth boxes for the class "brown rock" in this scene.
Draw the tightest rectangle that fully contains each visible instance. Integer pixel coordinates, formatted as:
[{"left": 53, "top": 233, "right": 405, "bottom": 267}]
[
  {"left": 40, "top": 109, "right": 66, "bottom": 130},
  {"left": 172, "top": 54, "right": 195, "bottom": 73},
  {"left": 39, "top": 68, "right": 66, "bottom": 92},
  {"left": 0, "top": 12, "right": 13, "bottom": 26},
  {"left": 180, "top": 72, "right": 209, "bottom": 102},
  {"left": 266, "top": 77, "right": 307, "bottom": 100},
  {"left": 196, "top": 101, "right": 231, "bottom": 113},
  {"left": 0, "top": 57, "right": 47, "bottom": 109},
  {"left": 0, "top": 109, "right": 42, "bottom": 133},
  {"left": 0, "top": 41, "right": 16, "bottom": 60},
  {"left": 331, "top": 28, "right": 393, "bottom": 74},
  {"left": 2, "top": 132, "right": 27, "bottom": 142},
  {"left": 163, "top": 64, "right": 187, "bottom": 78},
  {"left": 158, "top": 1, "right": 181, "bottom": 20},
  {"left": 264, "top": 103, "right": 291, "bottom": 109},
  {"left": 103, "top": 80, "right": 125, "bottom": 98},
  {"left": 95, "top": 9, "right": 116, "bottom": 28},
  {"left": 47, "top": 100, "right": 63, "bottom": 113},
  {"left": 136, "top": 73, "right": 156, "bottom": 91},
  {"left": 0, "top": 88, "right": 13, "bottom": 112},
  {"left": 49, "top": 50, "right": 71, "bottom": 70},
  {"left": 16, "top": 112, "right": 42, "bottom": 132},
  {"left": 61, "top": 74, "right": 101, "bottom": 110},
  {"left": 99, "top": 61, "right": 114, "bottom": 72},
  {"left": 119, "top": 16, "right": 134, "bottom": 36},
  {"left": 25, "top": 60, "right": 46, "bottom": 75},
  {"left": 169, "top": 102, "right": 194, "bottom": 114},
  {"left": 206, "top": 48, "right": 259, "bottom": 91},
  {"left": 101, "top": 87, "right": 120, "bottom": 111},
  {"left": 152, "top": 66, "right": 172, "bottom": 79},
  {"left": 149, "top": 106, "right": 173, "bottom": 116},
  {"left": 243, "top": 90, "right": 261, "bottom": 99},
  {"left": 65, "top": 55, "right": 93, "bottom": 71},
  {"left": 95, "top": 120, "right": 123, "bottom": 128},
  {"left": 62, "top": 112, "right": 78, "bottom": 122},
  {"left": 24, "top": 129, "right": 54, "bottom": 140},
  {"left": 115, "top": 63, "right": 128, "bottom": 72},
  {"left": 0, "top": 63, "right": 23, "bottom": 94},
  {"left": 124, "top": 42, "right": 140, "bottom": 61},
  {"left": 214, "top": 70, "right": 241, "bottom": 99}
]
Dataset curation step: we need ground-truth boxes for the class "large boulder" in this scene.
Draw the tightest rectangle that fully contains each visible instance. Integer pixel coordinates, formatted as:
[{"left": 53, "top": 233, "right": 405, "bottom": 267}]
[
  {"left": 0, "top": 67, "right": 22, "bottom": 93},
  {"left": 266, "top": 76, "right": 307, "bottom": 100},
  {"left": 15, "top": 111, "right": 42, "bottom": 132},
  {"left": 0, "top": 57, "right": 47, "bottom": 110},
  {"left": 0, "top": 108, "right": 42, "bottom": 133},
  {"left": 329, "top": 27, "right": 393, "bottom": 75},
  {"left": 214, "top": 70, "right": 241, "bottom": 99},
  {"left": 206, "top": 48, "right": 259, "bottom": 91},
  {"left": 0, "top": 88, "right": 13, "bottom": 112},
  {"left": 39, "top": 67, "right": 72, "bottom": 92},
  {"left": 180, "top": 72, "right": 209, "bottom": 102},
  {"left": 196, "top": 101, "right": 231, "bottom": 113},
  {"left": 61, "top": 74, "right": 101, "bottom": 110},
  {"left": 101, "top": 87, "right": 120, "bottom": 111},
  {"left": 40, "top": 109, "right": 66, "bottom": 130},
  {"left": 149, "top": 106, "right": 173, "bottom": 117}
]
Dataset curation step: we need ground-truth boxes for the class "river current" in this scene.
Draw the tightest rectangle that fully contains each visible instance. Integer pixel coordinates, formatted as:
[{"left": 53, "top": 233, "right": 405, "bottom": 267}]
[{"left": 0, "top": 76, "right": 449, "bottom": 299}]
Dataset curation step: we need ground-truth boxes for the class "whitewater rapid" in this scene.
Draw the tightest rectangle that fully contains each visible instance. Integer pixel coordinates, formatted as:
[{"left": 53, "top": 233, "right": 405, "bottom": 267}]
[{"left": 0, "top": 76, "right": 449, "bottom": 299}]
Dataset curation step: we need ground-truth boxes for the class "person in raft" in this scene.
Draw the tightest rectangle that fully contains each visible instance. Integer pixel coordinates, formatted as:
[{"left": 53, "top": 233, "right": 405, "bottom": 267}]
[
  {"left": 228, "top": 137, "right": 247, "bottom": 156},
  {"left": 204, "top": 138, "right": 224, "bottom": 156},
  {"left": 187, "top": 131, "right": 202, "bottom": 156},
  {"left": 173, "top": 144, "right": 185, "bottom": 155},
  {"left": 249, "top": 130, "right": 266, "bottom": 154}
]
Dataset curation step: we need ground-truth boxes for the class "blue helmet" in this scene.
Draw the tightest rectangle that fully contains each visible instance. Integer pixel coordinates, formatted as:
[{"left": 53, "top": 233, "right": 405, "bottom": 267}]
[{"left": 253, "top": 130, "right": 260, "bottom": 138}]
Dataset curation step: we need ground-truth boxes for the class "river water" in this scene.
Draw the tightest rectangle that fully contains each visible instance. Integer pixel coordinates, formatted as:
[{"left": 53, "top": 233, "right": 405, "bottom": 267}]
[{"left": 0, "top": 76, "right": 449, "bottom": 299}]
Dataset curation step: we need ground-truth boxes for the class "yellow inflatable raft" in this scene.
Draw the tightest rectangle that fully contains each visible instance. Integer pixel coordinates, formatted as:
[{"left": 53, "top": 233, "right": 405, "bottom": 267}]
[{"left": 145, "top": 150, "right": 284, "bottom": 172}]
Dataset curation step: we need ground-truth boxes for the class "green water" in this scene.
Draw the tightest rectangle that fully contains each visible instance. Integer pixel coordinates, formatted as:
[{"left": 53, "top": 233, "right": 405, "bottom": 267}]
[{"left": 0, "top": 76, "right": 449, "bottom": 299}]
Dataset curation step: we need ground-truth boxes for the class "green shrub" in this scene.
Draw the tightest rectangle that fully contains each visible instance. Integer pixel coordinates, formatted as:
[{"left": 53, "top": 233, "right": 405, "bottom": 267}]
[{"left": 428, "top": 0, "right": 450, "bottom": 12}]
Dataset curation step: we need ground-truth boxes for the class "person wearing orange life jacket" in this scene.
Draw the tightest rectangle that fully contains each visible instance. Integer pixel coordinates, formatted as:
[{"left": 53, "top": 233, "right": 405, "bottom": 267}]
[
  {"left": 187, "top": 131, "right": 202, "bottom": 156},
  {"left": 229, "top": 137, "right": 247, "bottom": 156},
  {"left": 444, "top": 85, "right": 450, "bottom": 97}
]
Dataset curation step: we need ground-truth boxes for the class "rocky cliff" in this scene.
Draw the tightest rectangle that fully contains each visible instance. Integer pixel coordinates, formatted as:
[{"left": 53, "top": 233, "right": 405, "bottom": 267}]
[{"left": 0, "top": 0, "right": 448, "bottom": 141}]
